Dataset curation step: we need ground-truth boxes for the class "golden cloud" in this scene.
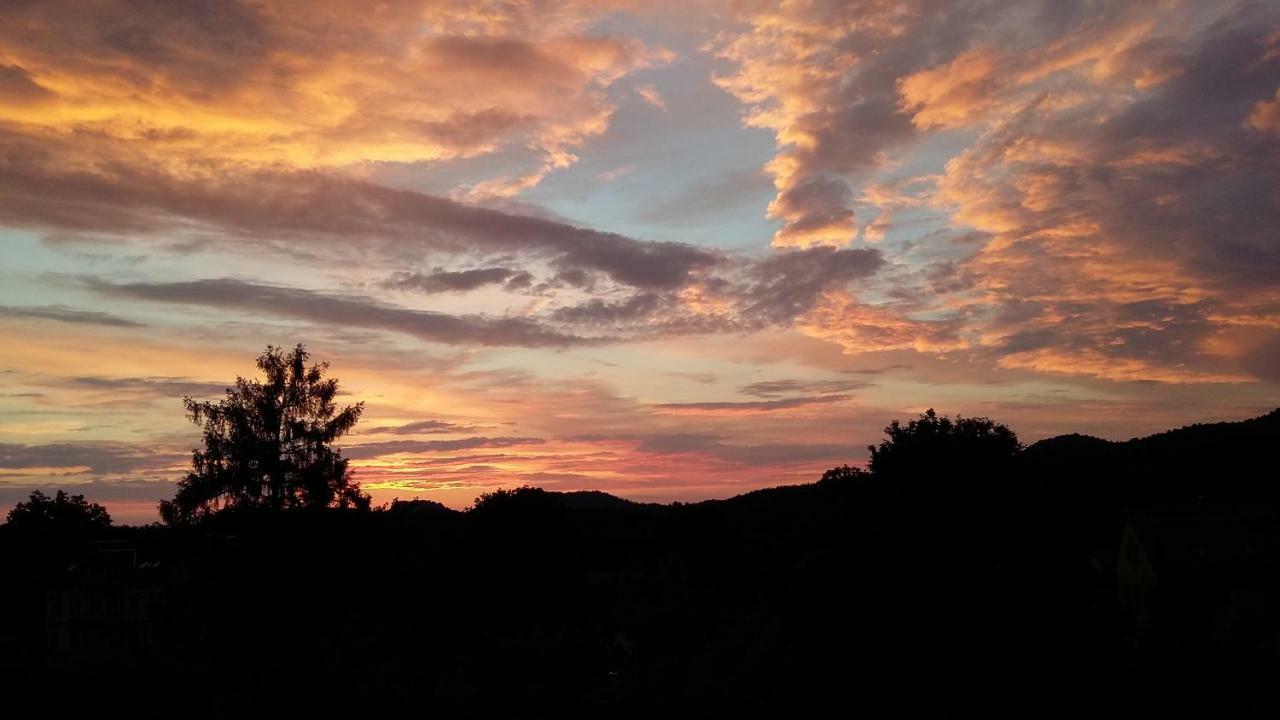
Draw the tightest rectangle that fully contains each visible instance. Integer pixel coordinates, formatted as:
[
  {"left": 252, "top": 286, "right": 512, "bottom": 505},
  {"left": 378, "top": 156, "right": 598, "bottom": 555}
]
[{"left": 0, "top": 1, "right": 670, "bottom": 180}]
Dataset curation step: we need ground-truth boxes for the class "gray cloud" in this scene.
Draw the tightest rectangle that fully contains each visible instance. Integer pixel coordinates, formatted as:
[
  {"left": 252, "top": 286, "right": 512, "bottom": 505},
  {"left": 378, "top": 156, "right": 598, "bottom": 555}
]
[
  {"left": 66, "top": 376, "right": 228, "bottom": 398},
  {"left": 550, "top": 292, "right": 666, "bottom": 325},
  {"left": 1, "top": 0, "right": 273, "bottom": 94},
  {"left": 0, "top": 480, "right": 177, "bottom": 513},
  {"left": 738, "top": 378, "right": 871, "bottom": 398},
  {"left": 0, "top": 441, "right": 183, "bottom": 474},
  {"left": 545, "top": 245, "right": 885, "bottom": 338},
  {"left": 0, "top": 129, "right": 721, "bottom": 291},
  {"left": 344, "top": 436, "right": 546, "bottom": 460},
  {"left": 667, "top": 372, "right": 718, "bottom": 384},
  {"left": 87, "top": 278, "right": 594, "bottom": 348},
  {"left": 365, "top": 419, "right": 480, "bottom": 435},
  {"left": 839, "top": 364, "right": 913, "bottom": 376},
  {"left": 80, "top": 245, "right": 888, "bottom": 346},
  {"left": 653, "top": 394, "right": 852, "bottom": 412},
  {"left": 385, "top": 267, "right": 527, "bottom": 294},
  {"left": 740, "top": 246, "right": 885, "bottom": 324},
  {"left": 0, "top": 304, "right": 143, "bottom": 327}
]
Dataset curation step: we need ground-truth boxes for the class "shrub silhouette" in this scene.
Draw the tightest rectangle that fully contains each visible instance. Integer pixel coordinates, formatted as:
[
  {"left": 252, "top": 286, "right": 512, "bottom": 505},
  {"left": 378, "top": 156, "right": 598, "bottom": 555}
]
[{"left": 159, "top": 343, "right": 369, "bottom": 524}]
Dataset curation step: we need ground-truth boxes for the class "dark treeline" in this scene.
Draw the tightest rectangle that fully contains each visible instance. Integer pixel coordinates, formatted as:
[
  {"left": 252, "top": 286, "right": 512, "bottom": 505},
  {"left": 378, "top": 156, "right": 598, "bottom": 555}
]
[{"left": 3, "top": 409, "right": 1279, "bottom": 717}]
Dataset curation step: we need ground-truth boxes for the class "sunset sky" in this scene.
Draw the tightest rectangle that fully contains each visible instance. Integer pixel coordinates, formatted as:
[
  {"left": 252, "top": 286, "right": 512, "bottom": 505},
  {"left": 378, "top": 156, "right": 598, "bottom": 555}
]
[{"left": 2, "top": 0, "right": 1278, "bottom": 523}]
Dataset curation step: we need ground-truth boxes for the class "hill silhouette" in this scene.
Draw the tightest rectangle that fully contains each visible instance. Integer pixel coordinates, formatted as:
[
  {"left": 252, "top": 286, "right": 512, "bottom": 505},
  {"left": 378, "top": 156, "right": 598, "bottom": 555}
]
[
  {"left": 2, "top": 409, "right": 1278, "bottom": 717},
  {"left": 1023, "top": 408, "right": 1280, "bottom": 503}
]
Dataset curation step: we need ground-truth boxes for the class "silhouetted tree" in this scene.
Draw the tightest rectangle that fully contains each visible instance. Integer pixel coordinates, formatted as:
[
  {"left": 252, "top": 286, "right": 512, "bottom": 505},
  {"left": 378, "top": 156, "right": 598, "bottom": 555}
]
[
  {"left": 868, "top": 408, "right": 1021, "bottom": 491},
  {"left": 159, "top": 343, "right": 369, "bottom": 524},
  {"left": 470, "top": 486, "right": 553, "bottom": 513},
  {"left": 5, "top": 489, "right": 111, "bottom": 530},
  {"left": 387, "top": 498, "right": 453, "bottom": 515},
  {"left": 818, "top": 464, "right": 869, "bottom": 485}
]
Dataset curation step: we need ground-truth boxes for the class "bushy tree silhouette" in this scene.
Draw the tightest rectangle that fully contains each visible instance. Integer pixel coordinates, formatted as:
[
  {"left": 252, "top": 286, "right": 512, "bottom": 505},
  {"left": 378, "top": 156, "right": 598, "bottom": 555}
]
[
  {"left": 159, "top": 343, "right": 369, "bottom": 524},
  {"left": 469, "top": 485, "right": 554, "bottom": 513},
  {"left": 868, "top": 408, "right": 1021, "bottom": 487},
  {"left": 5, "top": 489, "right": 111, "bottom": 530},
  {"left": 818, "top": 464, "right": 869, "bottom": 485}
]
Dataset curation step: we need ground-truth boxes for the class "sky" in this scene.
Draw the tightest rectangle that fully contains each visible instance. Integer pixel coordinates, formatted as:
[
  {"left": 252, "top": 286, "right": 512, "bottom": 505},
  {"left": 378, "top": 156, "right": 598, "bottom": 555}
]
[{"left": 2, "top": 0, "right": 1278, "bottom": 524}]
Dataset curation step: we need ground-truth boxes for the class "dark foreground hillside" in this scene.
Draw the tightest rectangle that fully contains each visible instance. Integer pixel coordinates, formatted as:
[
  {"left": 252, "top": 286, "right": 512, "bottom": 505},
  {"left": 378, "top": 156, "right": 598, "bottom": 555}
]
[{"left": 3, "top": 411, "right": 1279, "bottom": 717}]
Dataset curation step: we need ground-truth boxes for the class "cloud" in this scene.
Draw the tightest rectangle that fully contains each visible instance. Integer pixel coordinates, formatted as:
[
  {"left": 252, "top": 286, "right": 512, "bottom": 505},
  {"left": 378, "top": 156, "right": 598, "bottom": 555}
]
[
  {"left": 740, "top": 246, "right": 885, "bottom": 324},
  {"left": 550, "top": 293, "right": 667, "bottom": 325},
  {"left": 1249, "top": 89, "right": 1280, "bottom": 135},
  {"left": 6, "top": 1, "right": 1276, "bottom": 524},
  {"left": 798, "top": 292, "right": 968, "bottom": 355},
  {"left": 712, "top": 1, "right": 962, "bottom": 246},
  {"left": 711, "top": 0, "right": 1280, "bottom": 383},
  {"left": 653, "top": 394, "right": 851, "bottom": 414},
  {"left": 344, "top": 436, "right": 546, "bottom": 460},
  {"left": 666, "top": 372, "right": 717, "bottom": 384},
  {"left": 595, "top": 164, "right": 635, "bottom": 183},
  {"left": 0, "top": 304, "right": 144, "bottom": 327},
  {"left": 738, "top": 379, "right": 871, "bottom": 399},
  {"left": 0, "top": 441, "right": 183, "bottom": 475},
  {"left": 535, "top": 245, "right": 885, "bottom": 341},
  {"left": 0, "top": 1, "right": 669, "bottom": 176},
  {"left": 365, "top": 420, "right": 481, "bottom": 436},
  {"left": 898, "top": 48, "right": 1009, "bottom": 130},
  {"left": 88, "top": 278, "right": 594, "bottom": 348},
  {"left": 1240, "top": 333, "right": 1280, "bottom": 384},
  {"left": 0, "top": 64, "right": 54, "bottom": 102},
  {"left": 636, "top": 83, "right": 667, "bottom": 111},
  {"left": 0, "top": 480, "right": 178, "bottom": 511},
  {"left": 68, "top": 249, "right": 881, "bottom": 355},
  {"left": 0, "top": 134, "right": 721, "bottom": 291},
  {"left": 840, "top": 364, "right": 913, "bottom": 376},
  {"left": 1, "top": 0, "right": 1275, "bottom": 521},
  {"left": 922, "top": 5, "right": 1280, "bottom": 381},
  {"left": 384, "top": 268, "right": 527, "bottom": 294},
  {"left": 65, "top": 376, "right": 229, "bottom": 398}
]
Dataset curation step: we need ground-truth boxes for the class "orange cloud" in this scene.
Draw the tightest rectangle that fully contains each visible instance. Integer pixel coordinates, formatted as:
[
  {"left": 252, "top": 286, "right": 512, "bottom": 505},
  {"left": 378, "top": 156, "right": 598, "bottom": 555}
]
[
  {"left": 899, "top": 48, "right": 1007, "bottom": 130},
  {"left": 1248, "top": 89, "right": 1280, "bottom": 135},
  {"left": 0, "top": 1, "right": 669, "bottom": 184},
  {"left": 996, "top": 348, "right": 1251, "bottom": 385},
  {"left": 636, "top": 83, "right": 667, "bottom": 111},
  {"left": 712, "top": 2, "right": 913, "bottom": 247},
  {"left": 797, "top": 291, "right": 967, "bottom": 355}
]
